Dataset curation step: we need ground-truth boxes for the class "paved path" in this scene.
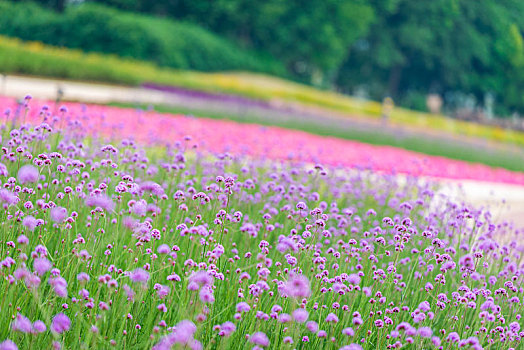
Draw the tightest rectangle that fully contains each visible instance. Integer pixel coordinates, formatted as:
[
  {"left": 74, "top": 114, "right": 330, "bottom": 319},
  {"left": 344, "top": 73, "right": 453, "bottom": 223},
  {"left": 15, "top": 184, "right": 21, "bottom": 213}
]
[
  {"left": 2, "top": 74, "right": 524, "bottom": 226},
  {"left": 0, "top": 74, "right": 169, "bottom": 104},
  {"left": 435, "top": 179, "right": 524, "bottom": 226}
]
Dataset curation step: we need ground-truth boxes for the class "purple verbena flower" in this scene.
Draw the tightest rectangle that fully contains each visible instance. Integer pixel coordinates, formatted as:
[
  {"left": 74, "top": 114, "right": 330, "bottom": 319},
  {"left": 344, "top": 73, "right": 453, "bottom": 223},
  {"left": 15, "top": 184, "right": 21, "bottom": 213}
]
[
  {"left": 12, "top": 314, "right": 32, "bottom": 333},
  {"left": 51, "top": 313, "right": 71, "bottom": 334},
  {"left": 292, "top": 308, "right": 309, "bottom": 323},
  {"left": 284, "top": 274, "right": 311, "bottom": 298},
  {"left": 17, "top": 165, "right": 39, "bottom": 185},
  {"left": 50, "top": 207, "right": 68, "bottom": 223},
  {"left": 130, "top": 268, "right": 150, "bottom": 284},
  {"left": 249, "top": 332, "right": 269, "bottom": 347}
]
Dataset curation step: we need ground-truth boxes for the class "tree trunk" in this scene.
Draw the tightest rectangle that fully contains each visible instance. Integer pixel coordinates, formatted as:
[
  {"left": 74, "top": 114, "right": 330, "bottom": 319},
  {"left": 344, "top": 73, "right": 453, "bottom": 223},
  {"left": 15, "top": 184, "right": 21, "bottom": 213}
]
[{"left": 387, "top": 64, "right": 402, "bottom": 98}]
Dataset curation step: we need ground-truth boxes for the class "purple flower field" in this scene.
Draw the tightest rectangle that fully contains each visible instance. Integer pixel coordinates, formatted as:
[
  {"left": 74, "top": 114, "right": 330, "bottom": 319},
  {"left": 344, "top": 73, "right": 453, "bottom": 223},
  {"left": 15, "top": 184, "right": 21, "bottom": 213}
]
[{"left": 0, "top": 99, "right": 523, "bottom": 350}]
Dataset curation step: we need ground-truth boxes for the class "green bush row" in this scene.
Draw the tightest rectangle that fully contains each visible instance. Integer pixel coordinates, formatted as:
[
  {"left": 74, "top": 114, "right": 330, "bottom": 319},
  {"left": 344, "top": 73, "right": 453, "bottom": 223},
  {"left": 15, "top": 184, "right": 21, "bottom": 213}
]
[
  {"left": 0, "top": 1, "right": 285, "bottom": 75},
  {"left": 0, "top": 36, "right": 231, "bottom": 92}
]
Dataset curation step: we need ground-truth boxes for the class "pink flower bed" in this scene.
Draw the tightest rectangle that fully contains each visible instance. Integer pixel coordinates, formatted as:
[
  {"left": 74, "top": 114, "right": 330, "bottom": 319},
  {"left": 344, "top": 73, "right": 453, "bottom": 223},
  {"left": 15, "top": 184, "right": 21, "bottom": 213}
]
[{"left": 3, "top": 96, "right": 524, "bottom": 185}]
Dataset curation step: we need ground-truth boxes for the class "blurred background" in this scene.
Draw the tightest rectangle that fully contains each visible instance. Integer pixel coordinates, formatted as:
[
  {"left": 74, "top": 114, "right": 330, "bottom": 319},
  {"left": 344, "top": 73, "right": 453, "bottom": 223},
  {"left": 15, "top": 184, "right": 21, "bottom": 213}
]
[
  {"left": 2, "top": 0, "right": 523, "bottom": 119},
  {"left": 0, "top": 0, "right": 524, "bottom": 168}
]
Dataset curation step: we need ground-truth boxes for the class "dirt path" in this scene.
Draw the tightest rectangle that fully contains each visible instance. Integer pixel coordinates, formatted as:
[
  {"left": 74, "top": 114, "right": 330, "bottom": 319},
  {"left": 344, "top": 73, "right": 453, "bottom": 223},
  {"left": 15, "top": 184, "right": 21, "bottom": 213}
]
[{"left": 2, "top": 74, "right": 524, "bottom": 226}]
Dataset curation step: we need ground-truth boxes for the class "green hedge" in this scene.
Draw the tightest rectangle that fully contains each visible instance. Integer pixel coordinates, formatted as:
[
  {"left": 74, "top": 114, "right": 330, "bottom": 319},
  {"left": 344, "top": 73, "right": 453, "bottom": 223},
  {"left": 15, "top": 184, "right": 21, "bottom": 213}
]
[
  {"left": 0, "top": 1, "right": 285, "bottom": 75},
  {"left": 0, "top": 35, "right": 277, "bottom": 96}
]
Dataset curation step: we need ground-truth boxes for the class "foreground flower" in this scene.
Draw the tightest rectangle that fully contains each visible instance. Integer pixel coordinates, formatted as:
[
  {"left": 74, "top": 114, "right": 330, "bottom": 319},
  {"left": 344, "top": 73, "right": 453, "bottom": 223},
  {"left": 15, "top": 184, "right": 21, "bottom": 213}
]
[
  {"left": 33, "top": 257, "right": 52, "bottom": 276},
  {"left": 0, "top": 189, "right": 17, "bottom": 206},
  {"left": 0, "top": 98, "right": 522, "bottom": 350},
  {"left": 292, "top": 308, "right": 309, "bottom": 323},
  {"left": 129, "top": 268, "right": 150, "bottom": 284},
  {"left": 249, "top": 332, "right": 269, "bottom": 347},
  {"left": 284, "top": 274, "right": 311, "bottom": 298},
  {"left": 12, "top": 314, "right": 32, "bottom": 333},
  {"left": 172, "top": 320, "right": 196, "bottom": 345},
  {"left": 32, "top": 320, "right": 47, "bottom": 333},
  {"left": 50, "top": 207, "right": 68, "bottom": 223},
  {"left": 51, "top": 313, "right": 71, "bottom": 334},
  {"left": 340, "top": 344, "right": 363, "bottom": 350},
  {"left": 0, "top": 339, "right": 17, "bottom": 350},
  {"left": 17, "top": 165, "right": 39, "bottom": 185},
  {"left": 85, "top": 194, "right": 115, "bottom": 212}
]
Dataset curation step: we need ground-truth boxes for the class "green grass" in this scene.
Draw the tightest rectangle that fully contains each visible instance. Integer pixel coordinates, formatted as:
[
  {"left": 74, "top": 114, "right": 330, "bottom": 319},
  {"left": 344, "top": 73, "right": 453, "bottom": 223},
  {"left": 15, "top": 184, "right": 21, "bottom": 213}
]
[{"left": 111, "top": 102, "right": 524, "bottom": 173}]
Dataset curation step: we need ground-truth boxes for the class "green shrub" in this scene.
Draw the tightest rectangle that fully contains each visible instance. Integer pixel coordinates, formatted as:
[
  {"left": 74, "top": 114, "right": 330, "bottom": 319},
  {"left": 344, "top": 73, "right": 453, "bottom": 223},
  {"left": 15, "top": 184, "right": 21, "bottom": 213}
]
[{"left": 0, "top": 1, "right": 285, "bottom": 74}]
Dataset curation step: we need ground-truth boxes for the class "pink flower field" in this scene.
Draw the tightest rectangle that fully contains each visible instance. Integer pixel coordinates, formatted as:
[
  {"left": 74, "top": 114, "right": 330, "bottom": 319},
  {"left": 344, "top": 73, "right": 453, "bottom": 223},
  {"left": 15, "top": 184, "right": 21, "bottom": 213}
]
[{"left": 3, "top": 96, "right": 520, "bottom": 185}]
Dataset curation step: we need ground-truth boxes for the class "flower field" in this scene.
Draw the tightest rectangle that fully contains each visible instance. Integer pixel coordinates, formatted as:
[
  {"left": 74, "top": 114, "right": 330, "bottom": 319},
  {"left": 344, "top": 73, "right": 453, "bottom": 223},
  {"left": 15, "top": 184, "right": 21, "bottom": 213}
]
[
  {"left": 1, "top": 96, "right": 524, "bottom": 186},
  {"left": 0, "top": 96, "right": 523, "bottom": 350}
]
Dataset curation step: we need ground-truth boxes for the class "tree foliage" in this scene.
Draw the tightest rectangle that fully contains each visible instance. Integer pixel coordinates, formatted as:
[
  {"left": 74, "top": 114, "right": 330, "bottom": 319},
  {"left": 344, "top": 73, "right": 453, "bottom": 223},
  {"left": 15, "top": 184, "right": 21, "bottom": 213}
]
[
  {"left": 337, "top": 0, "right": 524, "bottom": 114},
  {"left": 0, "top": 1, "right": 286, "bottom": 73},
  {"left": 81, "top": 0, "right": 374, "bottom": 85}
]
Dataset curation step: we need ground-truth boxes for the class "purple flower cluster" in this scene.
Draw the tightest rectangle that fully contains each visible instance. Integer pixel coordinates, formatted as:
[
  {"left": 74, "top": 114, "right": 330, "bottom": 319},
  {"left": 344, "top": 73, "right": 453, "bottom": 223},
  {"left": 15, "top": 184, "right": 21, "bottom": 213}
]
[{"left": 0, "top": 99, "right": 522, "bottom": 350}]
